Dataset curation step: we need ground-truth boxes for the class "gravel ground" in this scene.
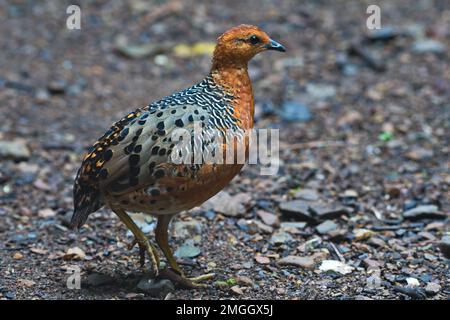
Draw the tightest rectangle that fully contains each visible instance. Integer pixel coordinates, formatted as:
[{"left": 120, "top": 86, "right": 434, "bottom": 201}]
[{"left": 0, "top": 0, "right": 449, "bottom": 300}]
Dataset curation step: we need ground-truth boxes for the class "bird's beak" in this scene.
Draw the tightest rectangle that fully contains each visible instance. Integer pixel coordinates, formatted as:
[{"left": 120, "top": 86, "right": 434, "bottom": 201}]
[{"left": 264, "top": 39, "right": 286, "bottom": 52}]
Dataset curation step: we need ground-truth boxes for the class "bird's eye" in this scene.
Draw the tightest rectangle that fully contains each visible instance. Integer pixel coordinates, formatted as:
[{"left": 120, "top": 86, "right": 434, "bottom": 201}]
[{"left": 249, "top": 35, "right": 261, "bottom": 45}]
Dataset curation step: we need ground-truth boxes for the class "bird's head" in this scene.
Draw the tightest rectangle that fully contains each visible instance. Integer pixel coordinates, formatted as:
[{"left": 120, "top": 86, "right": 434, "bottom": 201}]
[{"left": 212, "top": 24, "right": 285, "bottom": 69}]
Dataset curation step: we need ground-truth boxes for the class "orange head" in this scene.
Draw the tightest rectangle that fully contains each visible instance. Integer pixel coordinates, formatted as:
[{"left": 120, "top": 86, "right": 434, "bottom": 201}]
[{"left": 211, "top": 24, "right": 285, "bottom": 70}]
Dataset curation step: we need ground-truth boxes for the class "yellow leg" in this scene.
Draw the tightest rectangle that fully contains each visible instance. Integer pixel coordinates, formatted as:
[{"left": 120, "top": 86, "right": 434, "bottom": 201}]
[
  {"left": 155, "top": 214, "right": 215, "bottom": 288},
  {"left": 112, "top": 207, "right": 160, "bottom": 275}
]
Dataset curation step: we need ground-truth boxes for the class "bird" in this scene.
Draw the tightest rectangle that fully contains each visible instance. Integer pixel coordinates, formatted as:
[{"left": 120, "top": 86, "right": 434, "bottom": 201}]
[{"left": 71, "top": 24, "right": 285, "bottom": 287}]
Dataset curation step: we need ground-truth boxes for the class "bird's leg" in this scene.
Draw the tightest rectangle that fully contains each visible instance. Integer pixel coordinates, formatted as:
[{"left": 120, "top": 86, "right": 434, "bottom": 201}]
[
  {"left": 112, "top": 207, "right": 160, "bottom": 275},
  {"left": 155, "top": 214, "right": 215, "bottom": 288}
]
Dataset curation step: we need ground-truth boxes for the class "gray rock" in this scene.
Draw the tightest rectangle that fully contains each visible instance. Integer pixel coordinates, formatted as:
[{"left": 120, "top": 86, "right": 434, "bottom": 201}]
[
  {"left": 411, "top": 40, "right": 446, "bottom": 54},
  {"left": 136, "top": 278, "right": 174, "bottom": 297},
  {"left": 305, "top": 83, "right": 336, "bottom": 100},
  {"left": 294, "top": 188, "right": 320, "bottom": 201},
  {"left": 424, "top": 282, "right": 441, "bottom": 295},
  {"left": 0, "top": 141, "right": 31, "bottom": 160},
  {"left": 277, "top": 255, "right": 315, "bottom": 270},
  {"left": 403, "top": 205, "right": 446, "bottom": 221},
  {"left": 256, "top": 210, "right": 280, "bottom": 227},
  {"left": 279, "top": 101, "right": 312, "bottom": 122},
  {"left": 316, "top": 220, "right": 339, "bottom": 235},
  {"left": 279, "top": 201, "right": 315, "bottom": 222},
  {"left": 174, "top": 220, "right": 202, "bottom": 238},
  {"left": 309, "top": 204, "right": 351, "bottom": 220},
  {"left": 174, "top": 244, "right": 201, "bottom": 258},
  {"left": 269, "top": 231, "right": 293, "bottom": 245},
  {"left": 280, "top": 222, "right": 307, "bottom": 230}
]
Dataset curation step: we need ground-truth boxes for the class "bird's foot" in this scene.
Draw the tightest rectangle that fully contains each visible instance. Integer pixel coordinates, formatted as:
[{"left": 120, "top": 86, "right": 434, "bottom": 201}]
[
  {"left": 158, "top": 268, "right": 215, "bottom": 289},
  {"left": 128, "top": 237, "right": 160, "bottom": 276}
]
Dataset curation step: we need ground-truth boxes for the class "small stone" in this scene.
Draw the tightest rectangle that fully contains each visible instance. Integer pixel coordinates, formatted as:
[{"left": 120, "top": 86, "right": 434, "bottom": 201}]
[
  {"left": 0, "top": 140, "right": 31, "bottom": 160},
  {"left": 294, "top": 189, "right": 319, "bottom": 201},
  {"left": 411, "top": 39, "right": 446, "bottom": 54},
  {"left": 405, "top": 148, "right": 434, "bottom": 161},
  {"left": 316, "top": 220, "right": 339, "bottom": 235},
  {"left": 367, "top": 237, "right": 386, "bottom": 248},
  {"left": 279, "top": 101, "right": 312, "bottom": 122},
  {"left": 269, "top": 231, "right": 293, "bottom": 245},
  {"left": 305, "top": 83, "right": 336, "bottom": 100},
  {"left": 319, "top": 260, "right": 354, "bottom": 275},
  {"left": 47, "top": 80, "right": 67, "bottom": 94},
  {"left": 423, "top": 253, "right": 437, "bottom": 261},
  {"left": 174, "top": 220, "right": 202, "bottom": 239},
  {"left": 13, "top": 252, "right": 24, "bottom": 260},
  {"left": 64, "top": 247, "right": 86, "bottom": 260},
  {"left": 136, "top": 278, "right": 174, "bottom": 297},
  {"left": 255, "top": 255, "right": 270, "bottom": 265},
  {"left": 403, "top": 205, "right": 446, "bottom": 221},
  {"left": 277, "top": 255, "right": 316, "bottom": 270},
  {"left": 253, "top": 220, "right": 273, "bottom": 234},
  {"left": 280, "top": 222, "right": 307, "bottom": 230},
  {"left": 38, "top": 208, "right": 56, "bottom": 218},
  {"left": 203, "top": 191, "right": 251, "bottom": 217},
  {"left": 406, "top": 277, "right": 420, "bottom": 287},
  {"left": 236, "top": 275, "right": 253, "bottom": 286},
  {"left": 17, "top": 279, "right": 36, "bottom": 288},
  {"left": 174, "top": 244, "right": 201, "bottom": 259},
  {"left": 363, "top": 258, "right": 383, "bottom": 271},
  {"left": 310, "top": 204, "right": 350, "bottom": 220},
  {"left": 353, "top": 228, "right": 374, "bottom": 241},
  {"left": 256, "top": 210, "right": 280, "bottom": 227},
  {"left": 424, "top": 282, "right": 441, "bottom": 295},
  {"left": 279, "top": 201, "right": 315, "bottom": 222},
  {"left": 230, "top": 285, "right": 244, "bottom": 295}
]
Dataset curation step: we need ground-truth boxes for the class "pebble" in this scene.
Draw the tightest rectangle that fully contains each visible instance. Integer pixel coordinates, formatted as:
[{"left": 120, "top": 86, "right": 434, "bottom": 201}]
[
  {"left": 277, "top": 255, "right": 316, "bottom": 270},
  {"left": 255, "top": 255, "right": 270, "bottom": 265},
  {"left": 316, "top": 220, "right": 339, "bottom": 235},
  {"left": 38, "top": 208, "right": 57, "bottom": 218},
  {"left": 136, "top": 278, "right": 174, "bottom": 297},
  {"left": 309, "top": 204, "right": 350, "bottom": 220},
  {"left": 13, "top": 252, "right": 24, "bottom": 260},
  {"left": 411, "top": 39, "right": 446, "bottom": 54},
  {"left": 319, "top": 260, "right": 354, "bottom": 275},
  {"left": 353, "top": 228, "right": 374, "bottom": 241},
  {"left": 406, "top": 277, "right": 420, "bottom": 287},
  {"left": 279, "top": 101, "right": 312, "bottom": 122},
  {"left": 279, "top": 201, "right": 315, "bottom": 222},
  {"left": 64, "top": 247, "right": 86, "bottom": 260},
  {"left": 269, "top": 231, "right": 293, "bottom": 245},
  {"left": 256, "top": 210, "right": 280, "bottom": 227},
  {"left": 294, "top": 188, "right": 319, "bottom": 201},
  {"left": 0, "top": 140, "right": 31, "bottom": 160},
  {"left": 230, "top": 285, "right": 244, "bottom": 295},
  {"left": 236, "top": 275, "right": 253, "bottom": 286},
  {"left": 174, "top": 220, "right": 202, "bottom": 238},
  {"left": 403, "top": 205, "right": 446, "bottom": 221},
  {"left": 174, "top": 244, "right": 201, "bottom": 258},
  {"left": 47, "top": 80, "right": 67, "bottom": 94},
  {"left": 203, "top": 191, "right": 251, "bottom": 217},
  {"left": 305, "top": 83, "right": 336, "bottom": 100},
  {"left": 424, "top": 282, "right": 441, "bottom": 295}
]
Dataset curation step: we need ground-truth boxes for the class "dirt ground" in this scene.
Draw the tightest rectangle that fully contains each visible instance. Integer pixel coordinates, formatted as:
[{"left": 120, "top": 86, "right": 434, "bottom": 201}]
[{"left": 0, "top": 0, "right": 449, "bottom": 300}]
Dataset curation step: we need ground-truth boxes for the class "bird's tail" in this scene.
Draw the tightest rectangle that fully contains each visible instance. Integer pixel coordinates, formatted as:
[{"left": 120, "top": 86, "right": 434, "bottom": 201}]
[{"left": 71, "top": 173, "right": 103, "bottom": 229}]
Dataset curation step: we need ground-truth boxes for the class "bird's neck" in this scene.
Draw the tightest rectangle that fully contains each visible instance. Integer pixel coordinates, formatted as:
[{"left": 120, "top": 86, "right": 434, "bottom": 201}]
[{"left": 210, "top": 63, "right": 254, "bottom": 129}]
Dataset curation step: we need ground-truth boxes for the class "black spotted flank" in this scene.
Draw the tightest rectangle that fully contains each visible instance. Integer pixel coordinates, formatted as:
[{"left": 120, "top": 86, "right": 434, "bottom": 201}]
[
  {"left": 134, "top": 145, "right": 142, "bottom": 153},
  {"left": 99, "top": 168, "right": 108, "bottom": 179},
  {"left": 158, "top": 148, "right": 166, "bottom": 156},
  {"left": 151, "top": 146, "right": 159, "bottom": 155},
  {"left": 129, "top": 154, "right": 140, "bottom": 166},
  {"left": 175, "top": 119, "right": 184, "bottom": 127},
  {"left": 157, "top": 121, "right": 165, "bottom": 130}
]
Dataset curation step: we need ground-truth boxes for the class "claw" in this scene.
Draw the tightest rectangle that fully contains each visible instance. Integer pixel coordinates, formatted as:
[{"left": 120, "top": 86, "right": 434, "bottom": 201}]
[{"left": 158, "top": 268, "right": 215, "bottom": 289}]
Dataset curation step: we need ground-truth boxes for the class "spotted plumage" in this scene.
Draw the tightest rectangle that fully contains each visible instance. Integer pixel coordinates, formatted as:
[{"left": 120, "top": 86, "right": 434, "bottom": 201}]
[{"left": 71, "top": 25, "right": 285, "bottom": 286}]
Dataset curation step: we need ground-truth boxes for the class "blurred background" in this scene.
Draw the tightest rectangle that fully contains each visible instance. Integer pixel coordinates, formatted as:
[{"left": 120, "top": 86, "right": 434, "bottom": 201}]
[{"left": 0, "top": 0, "right": 448, "bottom": 300}]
